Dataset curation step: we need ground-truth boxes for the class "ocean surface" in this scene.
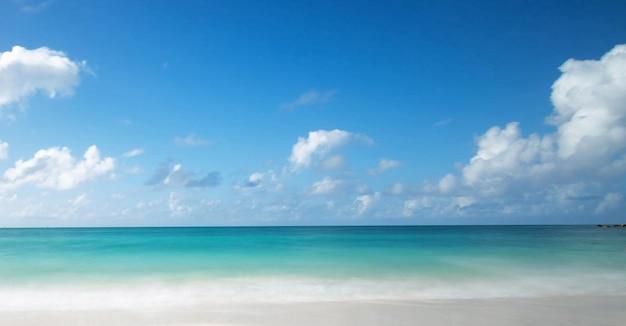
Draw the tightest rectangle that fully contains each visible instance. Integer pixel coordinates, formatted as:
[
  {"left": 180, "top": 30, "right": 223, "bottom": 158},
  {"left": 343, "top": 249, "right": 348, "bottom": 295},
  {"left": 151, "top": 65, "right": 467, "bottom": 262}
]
[{"left": 1, "top": 225, "right": 625, "bottom": 310}]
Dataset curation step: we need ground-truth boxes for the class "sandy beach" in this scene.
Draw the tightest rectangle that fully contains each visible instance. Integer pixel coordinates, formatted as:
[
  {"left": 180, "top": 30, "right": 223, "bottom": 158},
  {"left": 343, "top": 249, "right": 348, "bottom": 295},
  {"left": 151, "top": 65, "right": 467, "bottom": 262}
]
[{"left": 2, "top": 295, "right": 625, "bottom": 326}]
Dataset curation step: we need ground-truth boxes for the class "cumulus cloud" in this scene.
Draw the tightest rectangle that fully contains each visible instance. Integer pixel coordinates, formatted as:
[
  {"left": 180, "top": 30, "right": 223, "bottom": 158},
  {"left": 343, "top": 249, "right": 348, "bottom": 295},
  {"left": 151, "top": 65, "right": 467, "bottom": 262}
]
[
  {"left": 1, "top": 145, "right": 114, "bottom": 190},
  {"left": 549, "top": 46, "right": 626, "bottom": 161},
  {"left": 369, "top": 158, "right": 403, "bottom": 175},
  {"left": 282, "top": 89, "right": 337, "bottom": 109},
  {"left": 438, "top": 44, "right": 626, "bottom": 213},
  {"left": 145, "top": 161, "right": 221, "bottom": 189},
  {"left": 0, "top": 141, "right": 7, "bottom": 160},
  {"left": 289, "top": 129, "right": 373, "bottom": 171},
  {"left": 0, "top": 45, "right": 86, "bottom": 109},
  {"left": 460, "top": 122, "right": 553, "bottom": 196},
  {"left": 174, "top": 134, "right": 210, "bottom": 146}
]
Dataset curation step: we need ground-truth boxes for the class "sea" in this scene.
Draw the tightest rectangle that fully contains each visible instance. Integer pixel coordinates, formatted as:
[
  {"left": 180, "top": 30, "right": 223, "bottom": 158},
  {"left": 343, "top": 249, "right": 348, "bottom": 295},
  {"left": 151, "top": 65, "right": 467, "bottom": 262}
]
[{"left": 0, "top": 225, "right": 625, "bottom": 311}]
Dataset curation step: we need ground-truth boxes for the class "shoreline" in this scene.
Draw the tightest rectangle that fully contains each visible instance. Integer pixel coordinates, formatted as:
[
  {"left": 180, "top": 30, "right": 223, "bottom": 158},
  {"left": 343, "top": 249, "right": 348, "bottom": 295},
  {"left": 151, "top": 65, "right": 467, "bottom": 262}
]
[{"left": 2, "top": 295, "right": 625, "bottom": 325}]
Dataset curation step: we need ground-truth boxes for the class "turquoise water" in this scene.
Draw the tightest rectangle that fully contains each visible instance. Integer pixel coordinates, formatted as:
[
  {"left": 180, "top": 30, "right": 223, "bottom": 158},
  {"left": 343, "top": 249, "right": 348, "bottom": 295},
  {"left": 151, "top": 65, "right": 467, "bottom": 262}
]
[{"left": 0, "top": 225, "right": 625, "bottom": 308}]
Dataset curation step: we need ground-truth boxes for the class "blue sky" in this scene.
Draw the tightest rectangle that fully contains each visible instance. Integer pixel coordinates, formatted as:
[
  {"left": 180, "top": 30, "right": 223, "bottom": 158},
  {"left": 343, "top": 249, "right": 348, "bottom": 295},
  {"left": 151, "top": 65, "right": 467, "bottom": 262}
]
[{"left": 1, "top": 0, "right": 625, "bottom": 226}]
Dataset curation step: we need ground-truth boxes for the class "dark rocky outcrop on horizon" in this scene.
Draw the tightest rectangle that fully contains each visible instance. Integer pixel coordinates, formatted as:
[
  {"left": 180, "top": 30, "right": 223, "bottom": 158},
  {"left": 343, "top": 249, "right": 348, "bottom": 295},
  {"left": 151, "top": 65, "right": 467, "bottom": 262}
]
[{"left": 596, "top": 224, "right": 626, "bottom": 228}]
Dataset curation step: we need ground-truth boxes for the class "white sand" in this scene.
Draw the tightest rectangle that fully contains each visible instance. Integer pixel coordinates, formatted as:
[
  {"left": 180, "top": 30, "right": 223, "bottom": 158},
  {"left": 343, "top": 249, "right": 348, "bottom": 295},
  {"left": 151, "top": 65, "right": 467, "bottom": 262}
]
[{"left": 2, "top": 296, "right": 625, "bottom": 325}]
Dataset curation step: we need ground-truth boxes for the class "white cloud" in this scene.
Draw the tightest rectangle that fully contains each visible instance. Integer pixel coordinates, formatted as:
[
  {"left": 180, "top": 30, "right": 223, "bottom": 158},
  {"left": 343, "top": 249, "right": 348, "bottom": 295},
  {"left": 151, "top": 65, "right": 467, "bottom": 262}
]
[
  {"left": 19, "top": 0, "right": 54, "bottom": 13},
  {"left": 248, "top": 172, "right": 264, "bottom": 185},
  {"left": 174, "top": 134, "right": 210, "bottom": 146},
  {"left": 282, "top": 89, "right": 337, "bottom": 109},
  {"left": 0, "top": 141, "right": 7, "bottom": 160},
  {"left": 460, "top": 122, "right": 552, "bottom": 196},
  {"left": 453, "top": 44, "right": 626, "bottom": 203},
  {"left": 369, "top": 158, "right": 403, "bottom": 175},
  {"left": 123, "top": 148, "right": 144, "bottom": 157},
  {"left": 0, "top": 45, "right": 85, "bottom": 109},
  {"left": 309, "top": 176, "right": 343, "bottom": 195},
  {"left": 402, "top": 199, "right": 419, "bottom": 217},
  {"left": 549, "top": 45, "right": 626, "bottom": 160},
  {"left": 355, "top": 192, "right": 381, "bottom": 215},
  {"left": 289, "top": 129, "right": 373, "bottom": 171},
  {"left": 1, "top": 145, "right": 114, "bottom": 190}
]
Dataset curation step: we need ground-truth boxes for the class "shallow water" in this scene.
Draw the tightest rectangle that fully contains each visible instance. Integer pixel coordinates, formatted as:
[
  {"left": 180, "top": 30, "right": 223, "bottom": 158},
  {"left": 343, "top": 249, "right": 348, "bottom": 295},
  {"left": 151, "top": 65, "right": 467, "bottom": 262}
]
[{"left": 0, "top": 225, "right": 624, "bottom": 308}]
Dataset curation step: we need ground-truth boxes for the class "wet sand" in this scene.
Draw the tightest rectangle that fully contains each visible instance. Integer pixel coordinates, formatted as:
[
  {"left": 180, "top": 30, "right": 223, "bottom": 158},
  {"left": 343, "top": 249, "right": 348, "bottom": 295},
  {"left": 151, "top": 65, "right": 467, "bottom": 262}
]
[{"left": 2, "top": 295, "right": 625, "bottom": 325}]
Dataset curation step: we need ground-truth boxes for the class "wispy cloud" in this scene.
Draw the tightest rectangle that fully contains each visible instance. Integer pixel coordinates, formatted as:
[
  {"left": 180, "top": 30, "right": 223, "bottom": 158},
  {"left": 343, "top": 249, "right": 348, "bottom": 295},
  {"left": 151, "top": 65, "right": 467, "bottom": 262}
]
[
  {"left": 368, "top": 158, "right": 403, "bottom": 175},
  {"left": 145, "top": 161, "right": 221, "bottom": 189},
  {"left": 309, "top": 176, "right": 344, "bottom": 195},
  {"left": 174, "top": 134, "right": 210, "bottom": 146},
  {"left": 17, "top": 0, "right": 54, "bottom": 13},
  {"left": 282, "top": 89, "right": 337, "bottom": 109},
  {"left": 122, "top": 148, "right": 144, "bottom": 158},
  {"left": 68, "top": 193, "right": 90, "bottom": 207},
  {"left": 307, "top": 175, "right": 369, "bottom": 198},
  {"left": 236, "top": 170, "right": 283, "bottom": 192},
  {"left": 434, "top": 118, "right": 453, "bottom": 127}
]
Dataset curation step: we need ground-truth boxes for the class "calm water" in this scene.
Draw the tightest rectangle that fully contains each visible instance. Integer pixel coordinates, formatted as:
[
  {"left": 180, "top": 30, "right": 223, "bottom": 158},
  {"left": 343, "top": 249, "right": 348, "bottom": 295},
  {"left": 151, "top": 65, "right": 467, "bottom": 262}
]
[{"left": 0, "top": 225, "right": 625, "bottom": 309}]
